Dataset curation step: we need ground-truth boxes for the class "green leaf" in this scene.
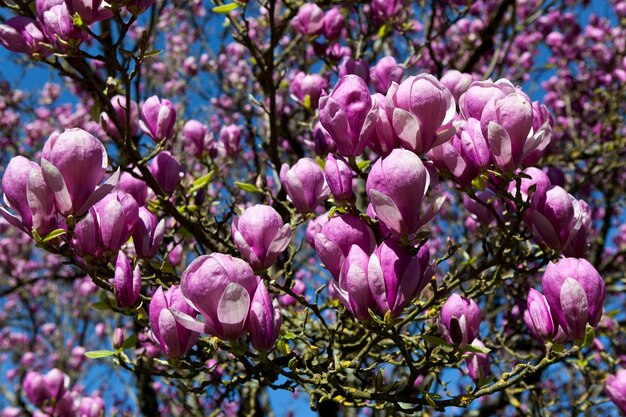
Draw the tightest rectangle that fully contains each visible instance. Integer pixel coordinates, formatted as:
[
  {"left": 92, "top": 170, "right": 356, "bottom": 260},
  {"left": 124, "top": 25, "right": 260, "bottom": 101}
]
[
  {"left": 283, "top": 332, "right": 297, "bottom": 340},
  {"left": 120, "top": 334, "right": 138, "bottom": 351},
  {"left": 356, "top": 160, "right": 371, "bottom": 171},
  {"left": 189, "top": 171, "right": 214, "bottom": 193},
  {"left": 235, "top": 181, "right": 261, "bottom": 193},
  {"left": 464, "top": 343, "right": 491, "bottom": 354},
  {"left": 72, "top": 12, "right": 83, "bottom": 27},
  {"left": 422, "top": 335, "right": 450, "bottom": 347},
  {"left": 212, "top": 3, "right": 239, "bottom": 13},
  {"left": 42, "top": 228, "right": 66, "bottom": 242},
  {"left": 581, "top": 324, "right": 595, "bottom": 348},
  {"left": 91, "top": 301, "right": 111, "bottom": 311},
  {"left": 84, "top": 350, "right": 115, "bottom": 359}
]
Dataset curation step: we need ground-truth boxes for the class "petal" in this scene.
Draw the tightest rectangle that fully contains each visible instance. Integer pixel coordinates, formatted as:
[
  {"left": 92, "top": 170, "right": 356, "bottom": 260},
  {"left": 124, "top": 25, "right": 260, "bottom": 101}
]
[
  {"left": 487, "top": 122, "right": 514, "bottom": 171},
  {"left": 76, "top": 167, "right": 120, "bottom": 217},
  {"left": 392, "top": 108, "right": 421, "bottom": 152},
  {"left": 40, "top": 158, "right": 72, "bottom": 215},
  {"left": 169, "top": 307, "right": 206, "bottom": 333},
  {"left": 217, "top": 282, "right": 250, "bottom": 337},
  {"left": 368, "top": 189, "right": 404, "bottom": 235}
]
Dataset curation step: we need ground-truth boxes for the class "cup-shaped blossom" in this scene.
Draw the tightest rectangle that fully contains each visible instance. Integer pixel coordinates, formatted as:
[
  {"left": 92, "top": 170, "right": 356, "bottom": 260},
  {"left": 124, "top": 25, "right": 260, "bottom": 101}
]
[
  {"left": 113, "top": 251, "right": 141, "bottom": 308},
  {"left": 100, "top": 95, "right": 139, "bottom": 139},
  {"left": 440, "top": 70, "right": 474, "bottom": 103},
  {"left": 369, "top": 93, "right": 401, "bottom": 156},
  {"left": 466, "top": 339, "right": 490, "bottom": 383},
  {"left": 118, "top": 170, "right": 148, "bottom": 206},
  {"left": 459, "top": 79, "right": 515, "bottom": 121},
  {"left": 371, "top": 0, "right": 403, "bottom": 21},
  {"left": 322, "top": 7, "right": 344, "bottom": 40},
  {"left": 23, "top": 368, "right": 68, "bottom": 408},
  {"left": 324, "top": 154, "right": 353, "bottom": 201},
  {"left": 37, "top": 0, "right": 86, "bottom": 48},
  {"left": 438, "top": 294, "right": 481, "bottom": 347},
  {"left": 183, "top": 119, "right": 209, "bottom": 157},
  {"left": 219, "top": 124, "right": 243, "bottom": 157},
  {"left": 334, "top": 245, "right": 376, "bottom": 320},
  {"left": 0, "top": 17, "right": 47, "bottom": 55},
  {"left": 313, "top": 122, "right": 336, "bottom": 155},
  {"left": 248, "top": 280, "right": 282, "bottom": 350},
  {"left": 387, "top": 74, "right": 456, "bottom": 154},
  {"left": 530, "top": 185, "right": 582, "bottom": 251},
  {"left": 563, "top": 199, "right": 591, "bottom": 258},
  {"left": 366, "top": 149, "right": 444, "bottom": 237},
  {"left": 371, "top": 56, "right": 404, "bottom": 94},
  {"left": 280, "top": 158, "right": 329, "bottom": 213},
  {"left": 338, "top": 58, "right": 370, "bottom": 83},
  {"left": 480, "top": 89, "right": 534, "bottom": 172},
  {"left": 606, "top": 370, "right": 626, "bottom": 414},
  {"left": 314, "top": 213, "right": 376, "bottom": 280},
  {"left": 523, "top": 288, "right": 557, "bottom": 341},
  {"left": 149, "top": 151, "right": 181, "bottom": 195},
  {"left": 522, "top": 101, "right": 552, "bottom": 166},
  {"left": 1, "top": 156, "right": 56, "bottom": 235},
  {"left": 132, "top": 207, "right": 165, "bottom": 259},
  {"left": 66, "top": 0, "right": 112, "bottom": 24},
  {"left": 541, "top": 257, "right": 605, "bottom": 341},
  {"left": 291, "top": 72, "right": 328, "bottom": 110},
  {"left": 40, "top": 129, "right": 116, "bottom": 217},
  {"left": 231, "top": 205, "right": 292, "bottom": 269},
  {"left": 180, "top": 254, "right": 260, "bottom": 340},
  {"left": 93, "top": 191, "right": 139, "bottom": 252},
  {"left": 77, "top": 396, "right": 106, "bottom": 417},
  {"left": 139, "top": 95, "right": 176, "bottom": 142},
  {"left": 429, "top": 117, "right": 490, "bottom": 188},
  {"left": 71, "top": 208, "right": 101, "bottom": 257},
  {"left": 149, "top": 285, "right": 199, "bottom": 358},
  {"left": 367, "top": 240, "right": 432, "bottom": 317},
  {"left": 507, "top": 167, "right": 552, "bottom": 204},
  {"left": 319, "top": 75, "right": 378, "bottom": 157},
  {"left": 291, "top": 3, "right": 324, "bottom": 36}
]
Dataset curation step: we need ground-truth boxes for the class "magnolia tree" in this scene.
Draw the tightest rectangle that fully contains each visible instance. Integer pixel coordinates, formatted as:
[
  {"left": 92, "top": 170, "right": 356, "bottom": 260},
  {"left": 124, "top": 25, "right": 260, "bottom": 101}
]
[{"left": 0, "top": 0, "right": 625, "bottom": 416}]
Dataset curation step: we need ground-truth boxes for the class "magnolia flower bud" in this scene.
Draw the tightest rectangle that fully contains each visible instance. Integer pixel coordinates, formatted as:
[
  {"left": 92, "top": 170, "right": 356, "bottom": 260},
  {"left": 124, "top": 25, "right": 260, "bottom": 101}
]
[
  {"left": 41, "top": 128, "right": 112, "bottom": 217},
  {"left": 440, "top": 70, "right": 474, "bottom": 103},
  {"left": 314, "top": 214, "right": 375, "bottom": 280},
  {"left": 387, "top": 74, "right": 456, "bottom": 154},
  {"left": 366, "top": 149, "right": 444, "bottom": 237},
  {"left": 149, "top": 151, "right": 181, "bottom": 195},
  {"left": 291, "top": 72, "right": 328, "bottom": 109},
  {"left": 319, "top": 75, "right": 378, "bottom": 157},
  {"left": 248, "top": 280, "right": 282, "bottom": 350},
  {"left": 93, "top": 191, "right": 139, "bottom": 252},
  {"left": 530, "top": 185, "right": 582, "bottom": 251},
  {"left": 219, "top": 124, "right": 243, "bottom": 156},
  {"left": 132, "top": 207, "right": 165, "bottom": 259},
  {"left": 183, "top": 119, "right": 209, "bottom": 157},
  {"left": 77, "top": 396, "right": 106, "bottom": 417},
  {"left": 368, "top": 240, "right": 432, "bottom": 316},
  {"left": 322, "top": 7, "right": 344, "bottom": 40},
  {"left": 370, "top": 56, "right": 404, "bottom": 94},
  {"left": 338, "top": 58, "right": 370, "bottom": 83},
  {"left": 101, "top": 95, "right": 139, "bottom": 139},
  {"left": 180, "top": 254, "right": 260, "bottom": 340},
  {"left": 606, "top": 370, "right": 626, "bottom": 414},
  {"left": 114, "top": 251, "right": 141, "bottom": 308},
  {"left": 334, "top": 245, "right": 376, "bottom": 320},
  {"left": 231, "top": 205, "right": 291, "bottom": 269},
  {"left": 368, "top": 93, "right": 401, "bottom": 156},
  {"left": 524, "top": 288, "right": 556, "bottom": 341},
  {"left": 541, "top": 257, "right": 605, "bottom": 341},
  {"left": 466, "top": 339, "right": 490, "bottom": 383},
  {"left": 324, "top": 154, "right": 353, "bottom": 201},
  {"left": 280, "top": 158, "right": 329, "bottom": 213},
  {"left": 438, "top": 294, "right": 481, "bottom": 347},
  {"left": 0, "top": 17, "right": 47, "bottom": 55},
  {"left": 149, "top": 285, "right": 199, "bottom": 358},
  {"left": 118, "top": 170, "right": 148, "bottom": 206},
  {"left": 140, "top": 95, "right": 176, "bottom": 142},
  {"left": 291, "top": 3, "right": 324, "bottom": 36}
]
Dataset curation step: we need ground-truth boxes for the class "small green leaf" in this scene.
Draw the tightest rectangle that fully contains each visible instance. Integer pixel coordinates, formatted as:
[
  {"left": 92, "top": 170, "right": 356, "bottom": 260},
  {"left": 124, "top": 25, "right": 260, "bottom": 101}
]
[
  {"left": 356, "top": 160, "right": 371, "bottom": 171},
  {"left": 464, "top": 343, "right": 491, "bottom": 354},
  {"left": 422, "top": 335, "right": 450, "bottom": 347},
  {"left": 277, "top": 338, "right": 290, "bottom": 355},
  {"left": 235, "top": 181, "right": 261, "bottom": 193},
  {"left": 377, "top": 24, "right": 388, "bottom": 38},
  {"left": 42, "top": 228, "right": 66, "bottom": 242},
  {"left": 120, "top": 334, "right": 138, "bottom": 351},
  {"left": 84, "top": 350, "right": 115, "bottom": 359},
  {"left": 283, "top": 332, "right": 297, "bottom": 340},
  {"left": 72, "top": 12, "right": 83, "bottom": 27},
  {"left": 91, "top": 301, "right": 111, "bottom": 311},
  {"left": 189, "top": 171, "right": 214, "bottom": 193},
  {"left": 302, "top": 94, "right": 311, "bottom": 109},
  {"left": 581, "top": 324, "right": 595, "bottom": 348},
  {"left": 212, "top": 3, "right": 239, "bottom": 13}
]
